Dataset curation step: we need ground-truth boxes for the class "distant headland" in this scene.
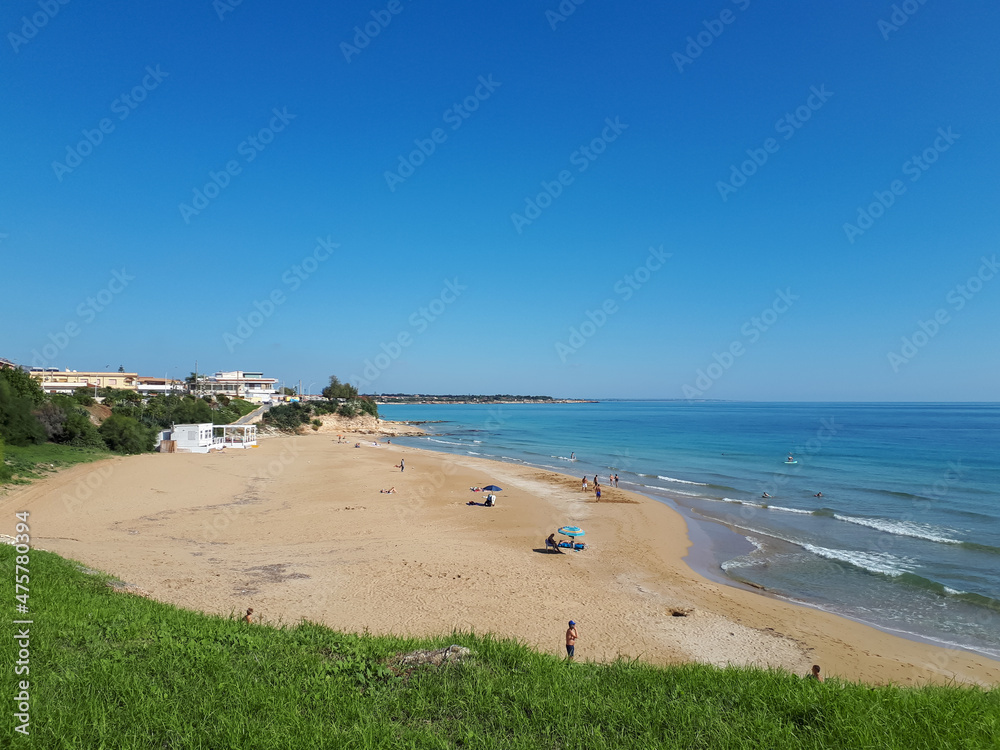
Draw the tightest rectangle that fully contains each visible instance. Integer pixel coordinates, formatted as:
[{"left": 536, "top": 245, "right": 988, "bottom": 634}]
[{"left": 373, "top": 394, "right": 598, "bottom": 405}]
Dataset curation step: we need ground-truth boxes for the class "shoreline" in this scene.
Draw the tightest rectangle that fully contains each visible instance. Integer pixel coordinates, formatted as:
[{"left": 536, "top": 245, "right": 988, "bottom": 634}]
[
  {"left": 392, "top": 434, "right": 1000, "bottom": 664},
  {"left": 3, "top": 431, "right": 999, "bottom": 687}
]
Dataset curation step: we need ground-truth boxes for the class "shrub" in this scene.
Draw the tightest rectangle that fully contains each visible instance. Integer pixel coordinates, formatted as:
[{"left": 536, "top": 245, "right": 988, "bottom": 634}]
[
  {"left": 0, "top": 367, "right": 45, "bottom": 405},
  {"left": 0, "top": 379, "right": 46, "bottom": 446},
  {"left": 99, "top": 414, "right": 154, "bottom": 454},
  {"left": 263, "top": 403, "right": 311, "bottom": 433},
  {"left": 34, "top": 400, "right": 67, "bottom": 441},
  {"left": 72, "top": 387, "right": 96, "bottom": 406},
  {"left": 0, "top": 437, "right": 11, "bottom": 482}
]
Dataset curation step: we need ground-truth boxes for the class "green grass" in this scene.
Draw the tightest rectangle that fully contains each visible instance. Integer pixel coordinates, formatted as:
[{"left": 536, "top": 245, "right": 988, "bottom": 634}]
[
  {"left": 1, "top": 547, "right": 997, "bottom": 749},
  {"left": 0, "top": 443, "right": 110, "bottom": 485}
]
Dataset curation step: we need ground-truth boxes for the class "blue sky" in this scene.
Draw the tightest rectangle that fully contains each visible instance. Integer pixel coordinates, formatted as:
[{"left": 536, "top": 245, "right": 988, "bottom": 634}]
[{"left": 2, "top": 0, "right": 998, "bottom": 400}]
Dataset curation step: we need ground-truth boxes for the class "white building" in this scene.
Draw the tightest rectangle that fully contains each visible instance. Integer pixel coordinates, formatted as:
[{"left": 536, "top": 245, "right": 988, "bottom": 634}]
[
  {"left": 198, "top": 371, "right": 278, "bottom": 403},
  {"left": 159, "top": 423, "right": 258, "bottom": 453}
]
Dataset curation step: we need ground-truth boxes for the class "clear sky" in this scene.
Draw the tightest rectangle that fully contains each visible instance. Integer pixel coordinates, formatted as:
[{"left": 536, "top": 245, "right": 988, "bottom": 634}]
[{"left": 2, "top": 0, "right": 998, "bottom": 400}]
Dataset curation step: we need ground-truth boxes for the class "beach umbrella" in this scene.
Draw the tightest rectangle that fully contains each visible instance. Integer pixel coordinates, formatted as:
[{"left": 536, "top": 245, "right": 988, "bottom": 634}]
[
  {"left": 558, "top": 526, "right": 585, "bottom": 538},
  {"left": 482, "top": 485, "right": 503, "bottom": 492}
]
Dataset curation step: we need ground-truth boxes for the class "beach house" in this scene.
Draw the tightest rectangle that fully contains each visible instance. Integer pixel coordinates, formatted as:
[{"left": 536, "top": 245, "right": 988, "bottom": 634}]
[{"left": 158, "top": 423, "right": 258, "bottom": 453}]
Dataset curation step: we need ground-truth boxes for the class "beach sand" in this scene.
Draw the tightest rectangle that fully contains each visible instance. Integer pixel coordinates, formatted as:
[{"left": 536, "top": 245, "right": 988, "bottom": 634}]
[{"left": 4, "top": 432, "right": 999, "bottom": 687}]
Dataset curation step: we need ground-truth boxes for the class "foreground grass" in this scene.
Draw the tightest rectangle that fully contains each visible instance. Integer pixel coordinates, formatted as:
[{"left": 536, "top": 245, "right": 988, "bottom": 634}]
[
  {"left": 0, "top": 548, "right": 996, "bottom": 749},
  {"left": 0, "top": 443, "right": 110, "bottom": 485}
]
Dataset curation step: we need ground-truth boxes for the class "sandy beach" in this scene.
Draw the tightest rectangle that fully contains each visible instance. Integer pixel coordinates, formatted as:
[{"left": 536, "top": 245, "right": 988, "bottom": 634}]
[{"left": 4, "top": 429, "right": 999, "bottom": 687}]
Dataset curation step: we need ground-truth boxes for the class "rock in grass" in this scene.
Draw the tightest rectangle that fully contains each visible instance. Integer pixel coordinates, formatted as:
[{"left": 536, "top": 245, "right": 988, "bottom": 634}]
[{"left": 395, "top": 645, "right": 471, "bottom": 668}]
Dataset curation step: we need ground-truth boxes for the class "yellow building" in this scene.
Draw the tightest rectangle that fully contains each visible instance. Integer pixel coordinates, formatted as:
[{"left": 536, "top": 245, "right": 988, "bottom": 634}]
[{"left": 29, "top": 368, "right": 139, "bottom": 394}]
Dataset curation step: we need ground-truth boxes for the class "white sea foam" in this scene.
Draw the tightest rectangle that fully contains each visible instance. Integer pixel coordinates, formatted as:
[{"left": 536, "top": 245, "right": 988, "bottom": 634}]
[
  {"left": 833, "top": 515, "right": 961, "bottom": 545},
  {"left": 721, "top": 557, "right": 759, "bottom": 572},
  {"left": 802, "top": 543, "right": 916, "bottom": 578},
  {"left": 666, "top": 489, "right": 708, "bottom": 498},
  {"left": 724, "top": 498, "right": 764, "bottom": 508},
  {"left": 426, "top": 438, "right": 466, "bottom": 446},
  {"left": 657, "top": 475, "right": 708, "bottom": 486},
  {"left": 769, "top": 505, "right": 812, "bottom": 515}
]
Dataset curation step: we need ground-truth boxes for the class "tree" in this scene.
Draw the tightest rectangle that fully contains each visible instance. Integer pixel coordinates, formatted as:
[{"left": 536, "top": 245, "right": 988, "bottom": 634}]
[
  {"left": 280, "top": 387, "right": 296, "bottom": 396},
  {"left": 322, "top": 375, "right": 359, "bottom": 401}
]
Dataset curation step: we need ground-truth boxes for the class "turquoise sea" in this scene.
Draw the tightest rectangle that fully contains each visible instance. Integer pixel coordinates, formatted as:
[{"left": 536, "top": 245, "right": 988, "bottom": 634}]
[{"left": 380, "top": 402, "right": 1000, "bottom": 659}]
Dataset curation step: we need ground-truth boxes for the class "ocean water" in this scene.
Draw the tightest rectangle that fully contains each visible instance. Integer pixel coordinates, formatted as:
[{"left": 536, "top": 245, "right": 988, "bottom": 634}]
[{"left": 380, "top": 401, "right": 1000, "bottom": 659}]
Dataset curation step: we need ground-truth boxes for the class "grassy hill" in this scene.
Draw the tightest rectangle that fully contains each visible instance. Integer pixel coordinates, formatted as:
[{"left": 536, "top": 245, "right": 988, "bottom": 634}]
[{"left": 2, "top": 546, "right": 996, "bottom": 748}]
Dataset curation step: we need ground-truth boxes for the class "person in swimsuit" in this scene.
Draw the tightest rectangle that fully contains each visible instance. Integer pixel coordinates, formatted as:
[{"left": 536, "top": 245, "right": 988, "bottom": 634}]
[{"left": 566, "top": 620, "right": 578, "bottom": 659}]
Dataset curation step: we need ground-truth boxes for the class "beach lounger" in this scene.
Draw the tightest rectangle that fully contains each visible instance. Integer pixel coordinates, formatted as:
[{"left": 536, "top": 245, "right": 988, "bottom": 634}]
[{"left": 545, "top": 538, "right": 559, "bottom": 552}]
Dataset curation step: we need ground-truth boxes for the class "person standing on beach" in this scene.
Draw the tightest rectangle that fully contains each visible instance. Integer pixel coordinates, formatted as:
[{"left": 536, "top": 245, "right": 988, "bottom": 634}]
[
  {"left": 566, "top": 620, "right": 578, "bottom": 659},
  {"left": 400, "top": 458, "right": 404, "bottom": 472},
  {"left": 582, "top": 476, "right": 588, "bottom": 491},
  {"left": 614, "top": 474, "right": 619, "bottom": 488},
  {"left": 595, "top": 485, "right": 602, "bottom": 501}
]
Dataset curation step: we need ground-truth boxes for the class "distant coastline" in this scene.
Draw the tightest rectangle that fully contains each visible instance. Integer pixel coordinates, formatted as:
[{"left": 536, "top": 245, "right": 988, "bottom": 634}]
[{"left": 374, "top": 395, "right": 598, "bottom": 405}]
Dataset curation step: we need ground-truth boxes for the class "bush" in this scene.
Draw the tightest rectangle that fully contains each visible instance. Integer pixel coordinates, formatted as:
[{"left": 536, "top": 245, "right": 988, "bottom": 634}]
[
  {"left": 0, "top": 367, "right": 45, "bottom": 405},
  {"left": 0, "top": 378, "right": 46, "bottom": 446},
  {"left": 263, "top": 403, "right": 312, "bottom": 433},
  {"left": 0, "top": 437, "right": 11, "bottom": 482},
  {"left": 358, "top": 397, "right": 378, "bottom": 418},
  {"left": 99, "top": 414, "right": 154, "bottom": 454},
  {"left": 33, "top": 400, "right": 67, "bottom": 441},
  {"left": 72, "top": 387, "right": 96, "bottom": 406}
]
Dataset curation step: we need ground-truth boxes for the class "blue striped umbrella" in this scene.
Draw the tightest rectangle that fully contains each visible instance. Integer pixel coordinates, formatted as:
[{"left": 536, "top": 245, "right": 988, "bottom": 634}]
[{"left": 558, "top": 526, "right": 585, "bottom": 538}]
